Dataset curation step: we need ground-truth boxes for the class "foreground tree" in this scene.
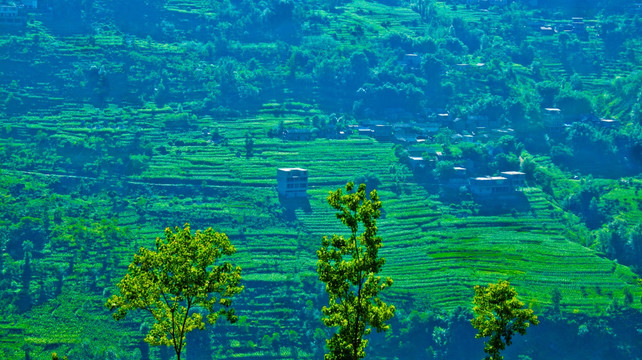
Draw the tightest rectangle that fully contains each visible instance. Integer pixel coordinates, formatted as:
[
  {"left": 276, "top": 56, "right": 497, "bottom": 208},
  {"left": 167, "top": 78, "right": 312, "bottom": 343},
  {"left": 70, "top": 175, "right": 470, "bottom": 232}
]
[
  {"left": 471, "top": 280, "right": 539, "bottom": 360},
  {"left": 106, "top": 224, "right": 244, "bottom": 360},
  {"left": 317, "top": 182, "right": 395, "bottom": 360}
]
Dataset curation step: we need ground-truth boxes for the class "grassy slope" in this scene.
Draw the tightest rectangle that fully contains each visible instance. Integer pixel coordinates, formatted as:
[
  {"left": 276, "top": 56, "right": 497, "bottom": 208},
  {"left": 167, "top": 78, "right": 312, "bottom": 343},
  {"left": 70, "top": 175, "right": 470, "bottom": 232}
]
[{"left": 1, "top": 1, "right": 642, "bottom": 359}]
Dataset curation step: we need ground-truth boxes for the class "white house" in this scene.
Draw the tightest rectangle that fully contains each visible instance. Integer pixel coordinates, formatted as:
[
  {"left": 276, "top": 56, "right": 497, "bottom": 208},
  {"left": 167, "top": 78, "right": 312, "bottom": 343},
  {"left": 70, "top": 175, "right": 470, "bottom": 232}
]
[
  {"left": 0, "top": 4, "right": 22, "bottom": 25},
  {"left": 469, "top": 176, "right": 511, "bottom": 196},
  {"left": 500, "top": 171, "right": 526, "bottom": 189},
  {"left": 277, "top": 168, "right": 308, "bottom": 198}
]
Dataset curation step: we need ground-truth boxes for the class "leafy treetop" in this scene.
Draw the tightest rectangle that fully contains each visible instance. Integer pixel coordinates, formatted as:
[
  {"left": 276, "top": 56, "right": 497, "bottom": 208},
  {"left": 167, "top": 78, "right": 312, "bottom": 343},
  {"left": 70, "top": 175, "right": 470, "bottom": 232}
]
[
  {"left": 471, "top": 279, "right": 539, "bottom": 360},
  {"left": 317, "top": 182, "right": 395, "bottom": 360},
  {"left": 106, "top": 224, "right": 244, "bottom": 360}
]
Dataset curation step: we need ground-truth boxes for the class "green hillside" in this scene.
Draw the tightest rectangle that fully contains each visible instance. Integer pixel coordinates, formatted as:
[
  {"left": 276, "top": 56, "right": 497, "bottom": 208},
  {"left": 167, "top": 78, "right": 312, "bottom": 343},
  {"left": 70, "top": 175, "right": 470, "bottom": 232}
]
[{"left": 1, "top": 0, "right": 642, "bottom": 359}]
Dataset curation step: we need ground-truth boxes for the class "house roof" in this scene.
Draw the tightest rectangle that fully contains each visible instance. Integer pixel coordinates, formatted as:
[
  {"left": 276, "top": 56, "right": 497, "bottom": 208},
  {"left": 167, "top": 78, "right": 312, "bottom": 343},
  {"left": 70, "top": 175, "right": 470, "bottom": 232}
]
[
  {"left": 278, "top": 168, "right": 307, "bottom": 172},
  {"left": 473, "top": 176, "right": 507, "bottom": 181}
]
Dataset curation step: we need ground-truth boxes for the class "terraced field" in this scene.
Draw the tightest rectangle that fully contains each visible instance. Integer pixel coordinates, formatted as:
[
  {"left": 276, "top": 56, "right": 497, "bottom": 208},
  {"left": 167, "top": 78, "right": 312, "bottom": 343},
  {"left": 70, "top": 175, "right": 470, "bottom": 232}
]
[
  {"left": 298, "top": 183, "right": 642, "bottom": 313},
  {"left": 2, "top": 0, "right": 642, "bottom": 358},
  {"left": 6, "top": 99, "right": 641, "bottom": 358},
  {"left": 603, "top": 179, "right": 642, "bottom": 225}
]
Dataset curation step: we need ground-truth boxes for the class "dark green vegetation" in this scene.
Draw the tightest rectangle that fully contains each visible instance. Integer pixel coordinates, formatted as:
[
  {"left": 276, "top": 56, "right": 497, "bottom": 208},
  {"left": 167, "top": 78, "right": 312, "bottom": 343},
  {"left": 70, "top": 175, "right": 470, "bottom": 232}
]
[
  {"left": 106, "top": 224, "right": 243, "bottom": 360},
  {"left": 317, "top": 183, "right": 395, "bottom": 360},
  {"left": 0, "top": 0, "right": 642, "bottom": 358},
  {"left": 471, "top": 280, "right": 539, "bottom": 360}
]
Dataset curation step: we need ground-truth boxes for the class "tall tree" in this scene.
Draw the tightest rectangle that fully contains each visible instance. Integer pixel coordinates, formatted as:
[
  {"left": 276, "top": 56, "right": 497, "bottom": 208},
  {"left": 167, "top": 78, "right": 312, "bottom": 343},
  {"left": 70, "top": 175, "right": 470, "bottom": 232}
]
[
  {"left": 106, "top": 224, "right": 244, "bottom": 360},
  {"left": 471, "top": 280, "right": 539, "bottom": 360},
  {"left": 317, "top": 182, "right": 395, "bottom": 360},
  {"left": 17, "top": 240, "right": 33, "bottom": 312}
]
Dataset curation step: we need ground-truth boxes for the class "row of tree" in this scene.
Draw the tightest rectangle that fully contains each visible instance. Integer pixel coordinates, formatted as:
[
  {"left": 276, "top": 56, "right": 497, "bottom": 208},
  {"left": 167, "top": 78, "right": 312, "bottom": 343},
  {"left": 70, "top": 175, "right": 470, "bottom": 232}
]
[{"left": 105, "top": 183, "right": 537, "bottom": 360}]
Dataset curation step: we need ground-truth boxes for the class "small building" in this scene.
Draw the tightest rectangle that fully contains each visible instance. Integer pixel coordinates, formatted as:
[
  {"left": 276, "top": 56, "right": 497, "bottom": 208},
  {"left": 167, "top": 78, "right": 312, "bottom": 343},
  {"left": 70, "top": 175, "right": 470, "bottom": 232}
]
[
  {"left": 544, "top": 108, "right": 563, "bottom": 135},
  {"left": 447, "top": 167, "right": 469, "bottom": 189},
  {"left": 408, "top": 156, "right": 427, "bottom": 171},
  {"left": 469, "top": 176, "right": 511, "bottom": 196},
  {"left": 358, "top": 127, "right": 374, "bottom": 137},
  {"left": 404, "top": 53, "right": 421, "bottom": 68},
  {"left": 454, "top": 167, "right": 467, "bottom": 177},
  {"left": 540, "top": 26, "right": 555, "bottom": 35},
  {"left": 599, "top": 118, "right": 617, "bottom": 128},
  {"left": 500, "top": 171, "right": 526, "bottom": 189},
  {"left": 0, "top": 4, "right": 23, "bottom": 25},
  {"left": 277, "top": 168, "right": 308, "bottom": 198},
  {"left": 436, "top": 112, "right": 451, "bottom": 124}
]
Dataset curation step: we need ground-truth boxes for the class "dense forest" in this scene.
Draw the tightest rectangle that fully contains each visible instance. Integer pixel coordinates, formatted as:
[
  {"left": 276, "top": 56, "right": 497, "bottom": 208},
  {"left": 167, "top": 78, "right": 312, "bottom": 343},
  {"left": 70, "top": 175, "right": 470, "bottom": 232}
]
[{"left": 1, "top": 0, "right": 642, "bottom": 358}]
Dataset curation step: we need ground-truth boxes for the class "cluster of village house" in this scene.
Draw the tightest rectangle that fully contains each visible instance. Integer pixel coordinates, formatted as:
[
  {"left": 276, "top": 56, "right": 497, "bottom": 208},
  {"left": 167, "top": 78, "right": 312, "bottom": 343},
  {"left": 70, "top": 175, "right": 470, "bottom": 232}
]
[
  {"left": 274, "top": 108, "right": 529, "bottom": 200},
  {"left": 543, "top": 108, "right": 618, "bottom": 135},
  {"left": 276, "top": 94, "right": 619, "bottom": 201},
  {"left": 275, "top": 167, "right": 526, "bottom": 200},
  {"left": 0, "top": 0, "right": 36, "bottom": 26},
  {"left": 467, "top": 0, "right": 642, "bottom": 12},
  {"left": 448, "top": 169, "right": 526, "bottom": 198},
  {"left": 538, "top": 17, "right": 589, "bottom": 37}
]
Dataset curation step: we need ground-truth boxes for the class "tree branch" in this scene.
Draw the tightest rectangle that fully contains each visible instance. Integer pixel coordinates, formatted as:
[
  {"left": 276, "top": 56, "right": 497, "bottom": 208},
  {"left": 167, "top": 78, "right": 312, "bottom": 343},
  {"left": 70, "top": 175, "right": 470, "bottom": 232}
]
[{"left": 177, "top": 296, "right": 193, "bottom": 359}]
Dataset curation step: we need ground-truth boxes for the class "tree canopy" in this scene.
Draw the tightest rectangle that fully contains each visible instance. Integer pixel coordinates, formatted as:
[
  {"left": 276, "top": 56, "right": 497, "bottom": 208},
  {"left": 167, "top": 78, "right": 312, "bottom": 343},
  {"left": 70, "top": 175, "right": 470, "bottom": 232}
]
[
  {"left": 105, "top": 224, "right": 244, "bottom": 360},
  {"left": 471, "top": 280, "right": 539, "bottom": 360},
  {"left": 317, "top": 182, "right": 395, "bottom": 360}
]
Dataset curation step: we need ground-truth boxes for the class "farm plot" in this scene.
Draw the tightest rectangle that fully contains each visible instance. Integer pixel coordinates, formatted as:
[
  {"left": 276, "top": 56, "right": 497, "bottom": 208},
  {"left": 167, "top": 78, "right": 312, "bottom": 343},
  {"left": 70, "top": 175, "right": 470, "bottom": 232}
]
[{"left": 298, "top": 179, "right": 642, "bottom": 312}]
